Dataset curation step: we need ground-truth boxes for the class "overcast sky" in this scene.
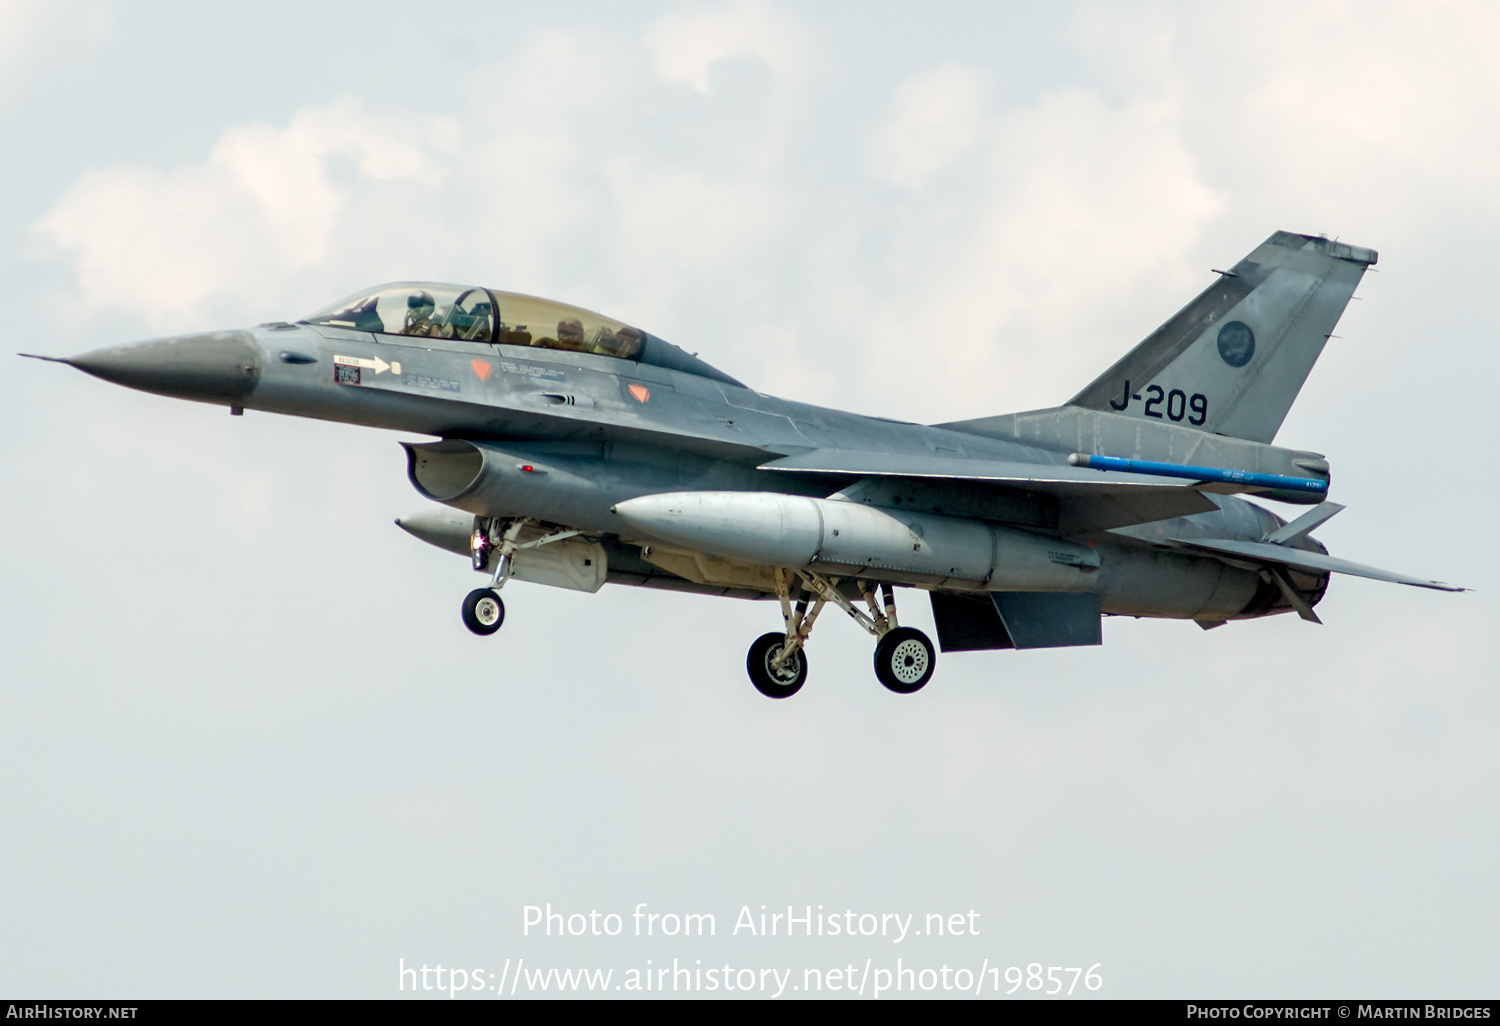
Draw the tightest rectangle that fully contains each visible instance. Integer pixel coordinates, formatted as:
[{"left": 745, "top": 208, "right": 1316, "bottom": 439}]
[{"left": 2, "top": 0, "right": 1496, "bottom": 999}]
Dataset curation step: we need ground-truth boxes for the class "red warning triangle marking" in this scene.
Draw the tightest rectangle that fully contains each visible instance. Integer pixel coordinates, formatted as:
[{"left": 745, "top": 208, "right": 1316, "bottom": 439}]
[
  {"left": 471, "top": 360, "right": 492, "bottom": 381},
  {"left": 629, "top": 383, "right": 650, "bottom": 403}
]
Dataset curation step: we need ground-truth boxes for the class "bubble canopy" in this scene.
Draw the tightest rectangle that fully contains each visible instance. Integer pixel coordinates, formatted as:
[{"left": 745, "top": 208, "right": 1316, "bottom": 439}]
[{"left": 301, "top": 283, "right": 741, "bottom": 384}]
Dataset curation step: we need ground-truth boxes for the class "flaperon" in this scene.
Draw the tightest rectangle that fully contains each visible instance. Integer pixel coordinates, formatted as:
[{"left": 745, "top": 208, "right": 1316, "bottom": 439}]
[{"left": 26, "top": 231, "right": 1464, "bottom": 698}]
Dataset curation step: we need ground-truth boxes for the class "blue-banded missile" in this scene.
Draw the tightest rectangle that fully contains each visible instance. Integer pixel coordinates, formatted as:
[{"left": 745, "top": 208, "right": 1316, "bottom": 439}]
[
  {"left": 1067, "top": 453, "right": 1328, "bottom": 495},
  {"left": 613, "top": 491, "right": 1100, "bottom": 590}
]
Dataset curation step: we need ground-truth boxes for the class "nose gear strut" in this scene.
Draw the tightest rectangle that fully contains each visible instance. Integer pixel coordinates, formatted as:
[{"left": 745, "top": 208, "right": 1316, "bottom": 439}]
[{"left": 460, "top": 518, "right": 588, "bottom": 637}]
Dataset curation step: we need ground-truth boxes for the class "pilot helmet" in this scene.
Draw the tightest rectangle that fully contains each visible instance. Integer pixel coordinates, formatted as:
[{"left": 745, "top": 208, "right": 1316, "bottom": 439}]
[{"left": 407, "top": 290, "right": 436, "bottom": 320}]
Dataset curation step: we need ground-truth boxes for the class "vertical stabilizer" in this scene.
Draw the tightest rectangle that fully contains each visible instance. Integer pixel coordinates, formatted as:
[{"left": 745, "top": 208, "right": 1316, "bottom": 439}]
[{"left": 1068, "top": 232, "right": 1375, "bottom": 443}]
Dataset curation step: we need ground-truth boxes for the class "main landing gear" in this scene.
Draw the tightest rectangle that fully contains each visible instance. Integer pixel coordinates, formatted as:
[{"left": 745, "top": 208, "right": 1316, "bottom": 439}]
[
  {"left": 746, "top": 632, "right": 808, "bottom": 699},
  {"left": 746, "top": 570, "right": 936, "bottom": 699},
  {"left": 873, "top": 627, "right": 935, "bottom": 694}
]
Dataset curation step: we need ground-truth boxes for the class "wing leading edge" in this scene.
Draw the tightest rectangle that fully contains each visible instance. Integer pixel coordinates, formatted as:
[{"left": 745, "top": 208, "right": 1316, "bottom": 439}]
[
  {"left": 758, "top": 449, "right": 1225, "bottom": 530},
  {"left": 754, "top": 449, "right": 1346, "bottom": 531},
  {"left": 762, "top": 449, "right": 1224, "bottom": 494}
]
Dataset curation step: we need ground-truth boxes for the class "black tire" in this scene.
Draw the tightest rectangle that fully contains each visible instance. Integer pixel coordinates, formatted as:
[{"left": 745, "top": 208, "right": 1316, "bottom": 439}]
[
  {"left": 746, "top": 632, "right": 808, "bottom": 699},
  {"left": 874, "top": 627, "right": 936, "bottom": 693},
  {"left": 461, "top": 588, "right": 505, "bottom": 635}
]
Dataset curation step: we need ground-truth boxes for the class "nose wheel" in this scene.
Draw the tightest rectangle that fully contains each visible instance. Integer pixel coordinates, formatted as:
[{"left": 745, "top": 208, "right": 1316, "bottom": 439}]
[
  {"left": 873, "top": 626, "right": 936, "bottom": 694},
  {"left": 462, "top": 588, "right": 505, "bottom": 635}
]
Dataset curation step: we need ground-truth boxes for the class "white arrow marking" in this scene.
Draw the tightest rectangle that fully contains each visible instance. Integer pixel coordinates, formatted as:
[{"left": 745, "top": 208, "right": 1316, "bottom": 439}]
[{"left": 334, "top": 354, "right": 393, "bottom": 374}]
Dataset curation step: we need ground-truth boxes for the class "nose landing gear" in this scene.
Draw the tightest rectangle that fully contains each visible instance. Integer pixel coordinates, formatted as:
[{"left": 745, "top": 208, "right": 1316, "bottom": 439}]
[
  {"left": 459, "top": 517, "right": 593, "bottom": 636},
  {"left": 460, "top": 518, "right": 523, "bottom": 637}
]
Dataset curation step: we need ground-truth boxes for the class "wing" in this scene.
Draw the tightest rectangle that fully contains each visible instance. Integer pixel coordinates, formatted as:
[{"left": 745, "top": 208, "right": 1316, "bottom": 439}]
[{"left": 757, "top": 449, "right": 1223, "bottom": 532}]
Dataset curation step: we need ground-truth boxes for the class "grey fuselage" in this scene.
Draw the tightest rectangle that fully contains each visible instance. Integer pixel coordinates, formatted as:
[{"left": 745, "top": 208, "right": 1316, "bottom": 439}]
[{"left": 81, "top": 317, "right": 1316, "bottom": 625}]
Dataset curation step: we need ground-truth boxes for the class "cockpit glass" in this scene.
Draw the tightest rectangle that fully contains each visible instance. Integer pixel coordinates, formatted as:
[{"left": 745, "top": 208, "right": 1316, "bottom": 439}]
[
  {"left": 488, "top": 291, "right": 644, "bottom": 360},
  {"left": 302, "top": 284, "right": 645, "bottom": 361},
  {"left": 303, "top": 285, "right": 495, "bottom": 342}
]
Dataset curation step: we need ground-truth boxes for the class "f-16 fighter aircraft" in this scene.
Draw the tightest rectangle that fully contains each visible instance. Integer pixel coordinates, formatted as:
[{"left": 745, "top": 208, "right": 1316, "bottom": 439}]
[{"left": 27, "top": 231, "right": 1464, "bottom": 698}]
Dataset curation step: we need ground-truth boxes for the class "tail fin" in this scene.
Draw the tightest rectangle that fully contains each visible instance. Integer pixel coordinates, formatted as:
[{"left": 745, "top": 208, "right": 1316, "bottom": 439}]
[{"left": 1068, "top": 231, "right": 1375, "bottom": 443}]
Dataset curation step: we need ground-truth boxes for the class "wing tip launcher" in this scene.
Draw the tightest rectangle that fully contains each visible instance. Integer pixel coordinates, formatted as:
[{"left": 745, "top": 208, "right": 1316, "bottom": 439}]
[{"left": 1068, "top": 453, "right": 1329, "bottom": 496}]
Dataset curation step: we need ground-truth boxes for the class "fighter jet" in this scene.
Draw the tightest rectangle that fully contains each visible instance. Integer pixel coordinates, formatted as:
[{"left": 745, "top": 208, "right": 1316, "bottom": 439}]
[{"left": 25, "top": 231, "right": 1464, "bottom": 698}]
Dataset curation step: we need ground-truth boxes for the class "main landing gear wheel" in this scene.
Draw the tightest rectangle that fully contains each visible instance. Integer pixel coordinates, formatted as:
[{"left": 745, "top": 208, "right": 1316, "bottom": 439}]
[
  {"left": 874, "top": 627, "right": 936, "bottom": 694},
  {"left": 747, "top": 632, "right": 808, "bottom": 699},
  {"left": 461, "top": 588, "right": 505, "bottom": 636}
]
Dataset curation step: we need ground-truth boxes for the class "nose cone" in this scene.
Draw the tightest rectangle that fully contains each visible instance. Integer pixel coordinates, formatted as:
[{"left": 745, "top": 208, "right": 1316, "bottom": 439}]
[{"left": 66, "top": 330, "right": 261, "bottom": 404}]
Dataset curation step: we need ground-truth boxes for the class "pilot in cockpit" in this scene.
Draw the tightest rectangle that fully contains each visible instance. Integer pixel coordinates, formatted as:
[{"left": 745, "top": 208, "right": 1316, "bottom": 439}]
[
  {"left": 403, "top": 291, "right": 442, "bottom": 337},
  {"left": 555, "top": 317, "right": 588, "bottom": 351}
]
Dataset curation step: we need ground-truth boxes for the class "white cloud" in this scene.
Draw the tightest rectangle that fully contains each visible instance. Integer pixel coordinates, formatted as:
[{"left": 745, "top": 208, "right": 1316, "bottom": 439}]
[
  {"left": 643, "top": 0, "right": 810, "bottom": 96},
  {"left": 605, "top": 158, "right": 788, "bottom": 275},
  {"left": 210, "top": 100, "right": 454, "bottom": 262},
  {"left": 0, "top": 0, "right": 47, "bottom": 65},
  {"left": 836, "top": 82, "right": 1222, "bottom": 419},
  {"left": 28, "top": 0, "right": 1499, "bottom": 421},
  {"left": 868, "top": 64, "right": 993, "bottom": 187},
  {"left": 29, "top": 14, "right": 818, "bottom": 336},
  {"left": 0, "top": 0, "right": 110, "bottom": 107},
  {"left": 35, "top": 99, "right": 456, "bottom": 331},
  {"left": 1076, "top": 0, "right": 1500, "bottom": 237},
  {"left": 29, "top": 10, "right": 1223, "bottom": 421},
  {"left": 1235, "top": 3, "right": 1500, "bottom": 210},
  {"left": 642, "top": 0, "right": 814, "bottom": 176}
]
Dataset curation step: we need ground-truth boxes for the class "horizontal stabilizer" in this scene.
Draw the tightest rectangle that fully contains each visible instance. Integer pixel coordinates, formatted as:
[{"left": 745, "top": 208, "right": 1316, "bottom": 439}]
[{"left": 1172, "top": 536, "right": 1466, "bottom": 592}]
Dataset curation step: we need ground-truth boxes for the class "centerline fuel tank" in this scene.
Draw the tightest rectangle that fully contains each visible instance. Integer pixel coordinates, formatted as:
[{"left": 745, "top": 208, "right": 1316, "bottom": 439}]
[{"left": 613, "top": 491, "right": 1100, "bottom": 591}]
